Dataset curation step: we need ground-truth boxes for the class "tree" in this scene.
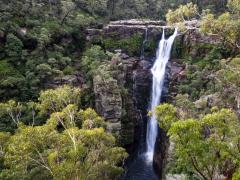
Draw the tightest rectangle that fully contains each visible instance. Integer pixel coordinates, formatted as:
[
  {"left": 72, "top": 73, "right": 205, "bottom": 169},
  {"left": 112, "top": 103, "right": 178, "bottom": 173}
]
[
  {"left": 0, "top": 100, "right": 22, "bottom": 125},
  {"left": 215, "top": 57, "right": 240, "bottom": 109},
  {"left": 1, "top": 111, "right": 127, "bottom": 180},
  {"left": 200, "top": 0, "right": 240, "bottom": 50},
  {"left": 80, "top": 45, "right": 108, "bottom": 83},
  {"left": 165, "top": 0, "right": 240, "bottom": 49},
  {"left": 79, "top": 108, "right": 107, "bottom": 129},
  {"left": 155, "top": 104, "right": 240, "bottom": 179},
  {"left": 0, "top": 61, "right": 26, "bottom": 101},
  {"left": 4, "top": 33, "right": 23, "bottom": 60},
  {"left": 154, "top": 103, "right": 178, "bottom": 132},
  {"left": 166, "top": 2, "right": 198, "bottom": 25},
  {"left": 175, "top": 94, "right": 196, "bottom": 119},
  {"left": 0, "top": 86, "right": 127, "bottom": 180},
  {"left": 228, "top": 0, "right": 240, "bottom": 15},
  {"left": 200, "top": 11, "right": 240, "bottom": 50},
  {"left": 37, "top": 85, "right": 81, "bottom": 115},
  {"left": 0, "top": 132, "right": 10, "bottom": 171},
  {"left": 75, "top": 0, "right": 108, "bottom": 16}
]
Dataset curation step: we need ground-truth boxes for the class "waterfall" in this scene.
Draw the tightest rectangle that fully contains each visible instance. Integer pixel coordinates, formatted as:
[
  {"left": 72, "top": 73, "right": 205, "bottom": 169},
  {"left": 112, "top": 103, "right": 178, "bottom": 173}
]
[{"left": 146, "top": 28, "right": 178, "bottom": 161}]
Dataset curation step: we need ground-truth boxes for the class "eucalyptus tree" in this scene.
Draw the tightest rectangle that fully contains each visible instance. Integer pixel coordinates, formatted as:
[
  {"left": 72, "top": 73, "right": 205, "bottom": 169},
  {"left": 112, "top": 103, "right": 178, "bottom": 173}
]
[
  {"left": 154, "top": 104, "right": 240, "bottom": 179},
  {"left": 0, "top": 86, "right": 128, "bottom": 180}
]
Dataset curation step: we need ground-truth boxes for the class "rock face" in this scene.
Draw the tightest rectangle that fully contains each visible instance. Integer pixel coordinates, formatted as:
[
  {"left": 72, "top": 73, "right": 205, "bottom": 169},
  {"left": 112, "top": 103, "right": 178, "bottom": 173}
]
[
  {"left": 86, "top": 19, "right": 176, "bottom": 41},
  {"left": 92, "top": 53, "right": 152, "bottom": 151},
  {"left": 45, "top": 72, "right": 84, "bottom": 88},
  {"left": 93, "top": 73, "right": 122, "bottom": 134}
]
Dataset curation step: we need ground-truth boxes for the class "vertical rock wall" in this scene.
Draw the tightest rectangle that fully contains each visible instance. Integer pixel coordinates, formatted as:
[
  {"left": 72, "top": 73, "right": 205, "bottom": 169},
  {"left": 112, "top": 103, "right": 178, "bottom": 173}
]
[{"left": 93, "top": 54, "right": 151, "bottom": 151}]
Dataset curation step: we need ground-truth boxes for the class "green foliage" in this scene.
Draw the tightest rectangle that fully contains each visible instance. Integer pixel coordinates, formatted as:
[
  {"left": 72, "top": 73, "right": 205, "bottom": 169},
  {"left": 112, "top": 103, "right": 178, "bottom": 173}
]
[
  {"left": 199, "top": 0, "right": 240, "bottom": 51},
  {"left": 79, "top": 108, "right": 107, "bottom": 130},
  {"left": 36, "top": 63, "right": 63, "bottom": 80},
  {"left": 5, "top": 33, "right": 23, "bottom": 58},
  {"left": 156, "top": 105, "right": 240, "bottom": 179},
  {"left": 63, "top": 66, "right": 75, "bottom": 75},
  {"left": 154, "top": 104, "right": 178, "bottom": 132},
  {"left": 0, "top": 0, "right": 240, "bottom": 179},
  {"left": 166, "top": 0, "right": 240, "bottom": 50},
  {"left": 215, "top": 57, "right": 240, "bottom": 109},
  {"left": 103, "top": 33, "right": 143, "bottom": 56},
  {"left": 0, "top": 86, "right": 127, "bottom": 179},
  {"left": 0, "top": 100, "right": 22, "bottom": 125},
  {"left": 233, "top": 171, "right": 240, "bottom": 180},
  {"left": 81, "top": 45, "right": 108, "bottom": 82},
  {"left": 107, "top": 0, "right": 162, "bottom": 20},
  {"left": 106, "top": 0, "right": 227, "bottom": 20},
  {"left": 0, "top": 0, "right": 105, "bottom": 101},
  {"left": 38, "top": 85, "right": 81, "bottom": 114},
  {"left": 166, "top": 3, "right": 198, "bottom": 25},
  {"left": 200, "top": 11, "right": 240, "bottom": 50},
  {"left": 0, "top": 61, "right": 25, "bottom": 100},
  {"left": 0, "top": 61, "right": 17, "bottom": 78},
  {"left": 175, "top": 94, "right": 196, "bottom": 119},
  {"left": 1, "top": 124, "right": 127, "bottom": 180},
  {"left": 177, "top": 67, "right": 209, "bottom": 100},
  {"left": 79, "top": 0, "right": 108, "bottom": 16},
  {"left": 0, "top": 132, "right": 10, "bottom": 170},
  {"left": 228, "top": 0, "right": 240, "bottom": 15}
]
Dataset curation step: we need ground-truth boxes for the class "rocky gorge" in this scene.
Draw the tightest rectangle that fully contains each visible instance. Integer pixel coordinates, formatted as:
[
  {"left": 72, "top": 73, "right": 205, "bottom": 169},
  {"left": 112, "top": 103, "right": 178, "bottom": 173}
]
[
  {"left": 1, "top": 1, "right": 240, "bottom": 179},
  {"left": 83, "top": 19, "right": 222, "bottom": 179},
  {"left": 16, "top": 19, "right": 223, "bottom": 179}
]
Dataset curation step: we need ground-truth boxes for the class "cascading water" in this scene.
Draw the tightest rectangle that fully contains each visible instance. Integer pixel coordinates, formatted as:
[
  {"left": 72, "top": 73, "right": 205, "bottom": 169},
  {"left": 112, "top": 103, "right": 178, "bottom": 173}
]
[
  {"left": 146, "top": 28, "right": 178, "bottom": 161},
  {"left": 124, "top": 28, "right": 177, "bottom": 180}
]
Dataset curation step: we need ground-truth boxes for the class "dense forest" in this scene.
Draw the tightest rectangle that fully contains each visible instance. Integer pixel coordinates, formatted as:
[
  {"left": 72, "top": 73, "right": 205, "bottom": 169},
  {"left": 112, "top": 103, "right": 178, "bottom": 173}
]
[{"left": 0, "top": 0, "right": 240, "bottom": 179}]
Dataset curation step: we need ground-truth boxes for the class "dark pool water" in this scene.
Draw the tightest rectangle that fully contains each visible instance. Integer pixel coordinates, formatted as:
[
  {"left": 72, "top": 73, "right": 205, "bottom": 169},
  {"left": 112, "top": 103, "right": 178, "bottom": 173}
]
[{"left": 123, "top": 153, "right": 158, "bottom": 180}]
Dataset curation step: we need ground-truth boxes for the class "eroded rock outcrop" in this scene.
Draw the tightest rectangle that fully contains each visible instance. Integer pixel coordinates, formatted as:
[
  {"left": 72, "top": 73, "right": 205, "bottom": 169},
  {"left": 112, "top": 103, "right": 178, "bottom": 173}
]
[
  {"left": 93, "top": 52, "right": 151, "bottom": 150},
  {"left": 93, "top": 69, "right": 122, "bottom": 134},
  {"left": 86, "top": 19, "right": 176, "bottom": 42}
]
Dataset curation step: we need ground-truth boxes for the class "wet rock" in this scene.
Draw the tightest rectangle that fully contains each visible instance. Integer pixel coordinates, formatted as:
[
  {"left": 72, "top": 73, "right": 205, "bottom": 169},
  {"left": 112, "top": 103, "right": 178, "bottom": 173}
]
[
  {"left": 164, "top": 60, "right": 186, "bottom": 100},
  {"left": 139, "top": 60, "right": 152, "bottom": 70},
  {"left": 154, "top": 129, "right": 169, "bottom": 179},
  {"left": 167, "top": 60, "right": 185, "bottom": 80}
]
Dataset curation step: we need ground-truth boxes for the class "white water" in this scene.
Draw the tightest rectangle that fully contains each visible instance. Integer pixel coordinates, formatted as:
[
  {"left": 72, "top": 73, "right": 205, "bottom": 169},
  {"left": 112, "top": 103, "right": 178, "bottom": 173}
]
[{"left": 146, "top": 28, "right": 178, "bottom": 161}]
